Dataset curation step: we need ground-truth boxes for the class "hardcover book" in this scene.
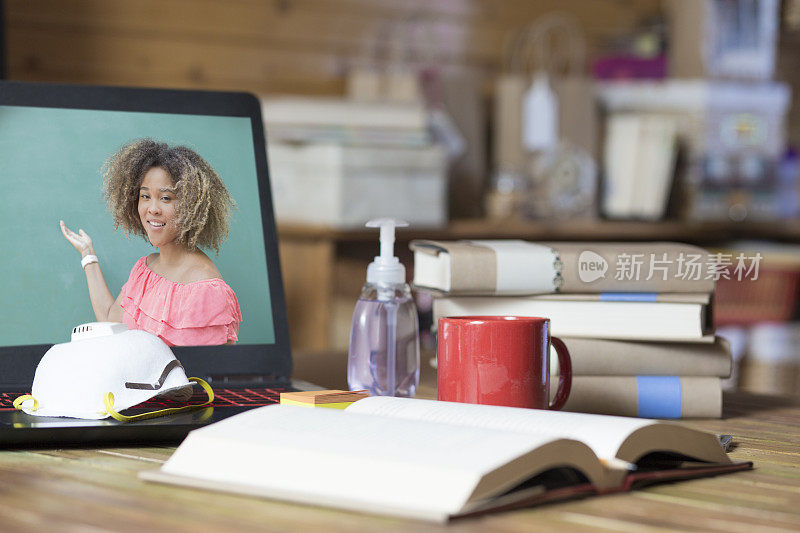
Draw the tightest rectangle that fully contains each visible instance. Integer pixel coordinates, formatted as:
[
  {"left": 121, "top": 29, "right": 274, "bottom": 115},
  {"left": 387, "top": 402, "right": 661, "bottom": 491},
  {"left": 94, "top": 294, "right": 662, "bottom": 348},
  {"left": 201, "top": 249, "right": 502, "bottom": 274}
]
[
  {"left": 552, "top": 337, "right": 732, "bottom": 377},
  {"left": 141, "top": 397, "right": 749, "bottom": 522},
  {"left": 561, "top": 376, "right": 723, "bottom": 418},
  {"left": 432, "top": 294, "right": 713, "bottom": 343},
  {"left": 411, "top": 240, "right": 716, "bottom": 295}
]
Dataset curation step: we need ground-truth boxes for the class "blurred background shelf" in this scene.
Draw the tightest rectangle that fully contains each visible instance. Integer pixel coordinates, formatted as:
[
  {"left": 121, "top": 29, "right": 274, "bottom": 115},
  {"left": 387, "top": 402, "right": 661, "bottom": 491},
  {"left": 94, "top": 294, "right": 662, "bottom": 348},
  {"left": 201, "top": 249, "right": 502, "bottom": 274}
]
[{"left": 280, "top": 219, "right": 800, "bottom": 243}]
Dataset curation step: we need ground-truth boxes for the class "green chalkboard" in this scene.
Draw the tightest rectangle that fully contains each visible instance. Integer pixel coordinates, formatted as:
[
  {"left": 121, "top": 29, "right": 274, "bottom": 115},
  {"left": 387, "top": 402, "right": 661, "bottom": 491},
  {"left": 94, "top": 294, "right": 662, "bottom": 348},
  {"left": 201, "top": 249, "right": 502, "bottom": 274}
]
[{"left": 0, "top": 105, "right": 275, "bottom": 346}]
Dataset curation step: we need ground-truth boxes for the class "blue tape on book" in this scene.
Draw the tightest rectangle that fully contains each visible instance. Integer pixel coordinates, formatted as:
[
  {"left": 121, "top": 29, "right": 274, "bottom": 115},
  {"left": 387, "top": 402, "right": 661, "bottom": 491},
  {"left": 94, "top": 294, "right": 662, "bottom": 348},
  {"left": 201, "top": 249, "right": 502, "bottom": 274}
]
[
  {"left": 600, "top": 292, "right": 658, "bottom": 302},
  {"left": 636, "top": 376, "right": 682, "bottom": 418}
]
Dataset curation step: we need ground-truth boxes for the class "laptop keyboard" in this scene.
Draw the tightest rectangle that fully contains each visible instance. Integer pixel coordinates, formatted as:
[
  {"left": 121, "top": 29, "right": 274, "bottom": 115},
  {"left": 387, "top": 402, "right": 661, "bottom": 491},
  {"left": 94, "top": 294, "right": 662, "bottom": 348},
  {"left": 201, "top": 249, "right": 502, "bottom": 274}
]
[
  {"left": 137, "top": 386, "right": 289, "bottom": 409},
  {"left": 0, "top": 386, "right": 291, "bottom": 411}
]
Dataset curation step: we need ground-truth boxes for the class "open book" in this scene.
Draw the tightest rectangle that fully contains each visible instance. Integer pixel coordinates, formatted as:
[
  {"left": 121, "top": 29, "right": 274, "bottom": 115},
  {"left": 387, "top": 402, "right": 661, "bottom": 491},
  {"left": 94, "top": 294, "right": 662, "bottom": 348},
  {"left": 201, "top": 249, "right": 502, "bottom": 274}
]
[{"left": 140, "top": 397, "right": 750, "bottom": 523}]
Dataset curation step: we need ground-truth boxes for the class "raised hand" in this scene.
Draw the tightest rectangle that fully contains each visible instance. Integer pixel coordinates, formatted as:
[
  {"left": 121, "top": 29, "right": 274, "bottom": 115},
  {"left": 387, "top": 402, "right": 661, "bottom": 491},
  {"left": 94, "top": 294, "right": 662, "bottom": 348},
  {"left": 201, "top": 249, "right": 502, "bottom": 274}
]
[{"left": 60, "top": 220, "right": 94, "bottom": 256}]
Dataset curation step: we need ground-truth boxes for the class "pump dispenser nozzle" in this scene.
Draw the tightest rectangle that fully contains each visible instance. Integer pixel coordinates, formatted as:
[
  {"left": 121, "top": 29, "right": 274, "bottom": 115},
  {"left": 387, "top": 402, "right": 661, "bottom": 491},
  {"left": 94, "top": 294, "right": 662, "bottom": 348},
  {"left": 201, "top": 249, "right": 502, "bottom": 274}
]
[{"left": 365, "top": 218, "right": 408, "bottom": 286}]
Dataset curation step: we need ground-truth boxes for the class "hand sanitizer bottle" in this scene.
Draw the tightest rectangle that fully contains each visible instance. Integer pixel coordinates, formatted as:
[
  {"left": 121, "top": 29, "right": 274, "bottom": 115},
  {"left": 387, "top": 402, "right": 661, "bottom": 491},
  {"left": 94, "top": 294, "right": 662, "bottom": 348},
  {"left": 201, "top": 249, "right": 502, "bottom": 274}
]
[{"left": 348, "top": 218, "right": 420, "bottom": 397}]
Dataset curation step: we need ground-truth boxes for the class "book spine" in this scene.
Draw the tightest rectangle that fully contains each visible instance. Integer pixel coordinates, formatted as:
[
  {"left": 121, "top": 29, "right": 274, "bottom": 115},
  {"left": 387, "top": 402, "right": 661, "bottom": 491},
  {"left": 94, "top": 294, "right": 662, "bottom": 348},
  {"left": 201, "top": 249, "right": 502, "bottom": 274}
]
[
  {"left": 553, "top": 337, "right": 732, "bottom": 377},
  {"left": 560, "top": 376, "right": 722, "bottom": 418}
]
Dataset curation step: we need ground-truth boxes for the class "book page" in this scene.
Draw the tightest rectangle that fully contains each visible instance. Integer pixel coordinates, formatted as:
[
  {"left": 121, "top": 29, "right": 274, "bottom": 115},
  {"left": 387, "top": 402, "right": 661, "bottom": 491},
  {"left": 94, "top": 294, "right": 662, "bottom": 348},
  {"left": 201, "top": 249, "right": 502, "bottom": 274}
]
[
  {"left": 346, "top": 397, "right": 656, "bottom": 460},
  {"left": 160, "top": 404, "right": 574, "bottom": 517}
]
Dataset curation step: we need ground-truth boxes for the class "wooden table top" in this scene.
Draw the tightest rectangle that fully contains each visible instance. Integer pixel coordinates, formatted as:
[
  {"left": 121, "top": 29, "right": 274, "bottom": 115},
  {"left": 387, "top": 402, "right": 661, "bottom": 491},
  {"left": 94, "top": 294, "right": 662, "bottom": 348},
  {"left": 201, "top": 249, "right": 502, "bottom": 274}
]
[{"left": 2, "top": 377, "right": 800, "bottom": 532}]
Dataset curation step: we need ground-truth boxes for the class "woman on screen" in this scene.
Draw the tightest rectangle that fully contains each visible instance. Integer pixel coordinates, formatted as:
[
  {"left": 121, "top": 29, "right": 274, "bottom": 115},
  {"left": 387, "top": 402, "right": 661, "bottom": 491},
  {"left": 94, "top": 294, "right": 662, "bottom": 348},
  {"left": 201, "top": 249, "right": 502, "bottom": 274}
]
[{"left": 60, "top": 139, "right": 242, "bottom": 346}]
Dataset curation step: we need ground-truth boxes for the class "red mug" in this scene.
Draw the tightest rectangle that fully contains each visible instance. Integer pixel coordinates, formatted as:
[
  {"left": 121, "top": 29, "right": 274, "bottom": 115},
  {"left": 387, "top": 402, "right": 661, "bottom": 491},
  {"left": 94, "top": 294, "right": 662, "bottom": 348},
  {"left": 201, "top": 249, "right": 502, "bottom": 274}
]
[{"left": 437, "top": 316, "right": 572, "bottom": 410}]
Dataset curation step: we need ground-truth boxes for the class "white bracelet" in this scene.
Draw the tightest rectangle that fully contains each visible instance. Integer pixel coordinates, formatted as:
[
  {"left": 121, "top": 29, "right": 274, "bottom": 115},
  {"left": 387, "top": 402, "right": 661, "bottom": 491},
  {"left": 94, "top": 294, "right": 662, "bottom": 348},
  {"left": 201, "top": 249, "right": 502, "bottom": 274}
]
[{"left": 81, "top": 254, "right": 98, "bottom": 269}]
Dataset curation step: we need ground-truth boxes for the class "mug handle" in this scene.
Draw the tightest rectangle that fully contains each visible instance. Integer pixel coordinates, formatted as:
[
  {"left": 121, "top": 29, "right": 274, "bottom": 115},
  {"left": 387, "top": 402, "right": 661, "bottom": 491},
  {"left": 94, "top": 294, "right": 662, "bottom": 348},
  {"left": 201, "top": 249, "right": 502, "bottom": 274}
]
[{"left": 548, "top": 336, "right": 572, "bottom": 410}]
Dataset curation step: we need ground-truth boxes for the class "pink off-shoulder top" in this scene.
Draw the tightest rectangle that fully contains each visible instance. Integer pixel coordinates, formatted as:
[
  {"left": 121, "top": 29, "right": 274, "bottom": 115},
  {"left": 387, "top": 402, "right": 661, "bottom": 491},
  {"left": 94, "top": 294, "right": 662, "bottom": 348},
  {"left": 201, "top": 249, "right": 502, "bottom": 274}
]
[{"left": 119, "top": 256, "right": 242, "bottom": 347}]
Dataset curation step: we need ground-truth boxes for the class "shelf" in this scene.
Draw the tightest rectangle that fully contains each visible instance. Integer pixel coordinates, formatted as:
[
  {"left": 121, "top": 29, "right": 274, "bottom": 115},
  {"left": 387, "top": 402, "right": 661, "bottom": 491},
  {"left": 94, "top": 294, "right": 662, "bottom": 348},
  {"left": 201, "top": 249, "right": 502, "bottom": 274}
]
[{"left": 278, "top": 219, "right": 800, "bottom": 244}]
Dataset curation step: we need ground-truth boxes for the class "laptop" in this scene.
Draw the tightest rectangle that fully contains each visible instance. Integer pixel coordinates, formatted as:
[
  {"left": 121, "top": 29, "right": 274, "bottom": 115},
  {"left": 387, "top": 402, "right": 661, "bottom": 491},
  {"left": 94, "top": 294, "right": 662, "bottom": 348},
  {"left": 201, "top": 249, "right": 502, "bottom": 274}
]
[{"left": 0, "top": 80, "right": 297, "bottom": 446}]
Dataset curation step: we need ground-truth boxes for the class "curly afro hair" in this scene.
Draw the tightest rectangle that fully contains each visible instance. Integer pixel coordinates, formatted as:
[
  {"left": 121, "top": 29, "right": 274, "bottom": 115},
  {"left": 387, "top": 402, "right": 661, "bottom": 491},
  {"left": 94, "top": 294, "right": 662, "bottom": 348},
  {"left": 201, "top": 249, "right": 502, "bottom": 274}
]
[{"left": 102, "top": 139, "right": 234, "bottom": 253}]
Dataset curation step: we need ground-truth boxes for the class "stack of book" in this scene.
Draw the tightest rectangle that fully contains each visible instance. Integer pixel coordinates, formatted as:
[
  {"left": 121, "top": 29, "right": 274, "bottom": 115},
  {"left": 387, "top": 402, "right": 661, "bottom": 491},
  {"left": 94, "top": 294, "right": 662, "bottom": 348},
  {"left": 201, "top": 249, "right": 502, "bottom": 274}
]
[
  {"left": 410, "top": 240, "right": 731, "bottom": 418},
  {"left": 602, "top": 113, "right": 678, "bottom": 220}
]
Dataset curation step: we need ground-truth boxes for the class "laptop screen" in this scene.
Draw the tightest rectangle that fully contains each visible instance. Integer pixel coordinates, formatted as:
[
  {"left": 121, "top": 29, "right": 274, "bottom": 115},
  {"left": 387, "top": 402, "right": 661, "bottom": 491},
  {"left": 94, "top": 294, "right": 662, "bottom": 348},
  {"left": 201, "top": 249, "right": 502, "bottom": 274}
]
[{"left": 0, "top": 81, "right": 290, "bottom": 386}]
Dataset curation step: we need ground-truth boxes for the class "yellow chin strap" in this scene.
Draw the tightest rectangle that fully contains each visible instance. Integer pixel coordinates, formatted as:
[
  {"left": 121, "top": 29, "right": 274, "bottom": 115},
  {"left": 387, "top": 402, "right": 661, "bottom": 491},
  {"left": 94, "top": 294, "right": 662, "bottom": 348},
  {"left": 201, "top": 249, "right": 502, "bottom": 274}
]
[
  {"left": 12, "top": 395, "right": 38, "bottom": 411},
  {"left": 102, "top": 377, "right": 215, "bottom": 422}
]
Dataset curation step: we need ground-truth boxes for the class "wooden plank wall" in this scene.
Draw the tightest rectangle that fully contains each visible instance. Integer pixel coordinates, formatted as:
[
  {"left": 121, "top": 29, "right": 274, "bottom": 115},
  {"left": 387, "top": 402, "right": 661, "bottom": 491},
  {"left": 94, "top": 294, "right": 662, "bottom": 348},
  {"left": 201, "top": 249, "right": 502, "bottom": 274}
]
[
  {"left": 5, "top": 0, "right": 799, "bottom": 145},
  {"left": 4, "top": 0, "right": 659, "bottom": 95}
]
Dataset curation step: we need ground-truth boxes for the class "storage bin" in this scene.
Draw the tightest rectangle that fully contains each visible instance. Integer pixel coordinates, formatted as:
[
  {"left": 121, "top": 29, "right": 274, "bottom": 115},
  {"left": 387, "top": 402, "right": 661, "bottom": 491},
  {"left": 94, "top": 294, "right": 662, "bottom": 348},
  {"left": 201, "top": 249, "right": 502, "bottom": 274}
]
[{"left": 268, "top": 142, "right": 447, "bottom": 228}]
